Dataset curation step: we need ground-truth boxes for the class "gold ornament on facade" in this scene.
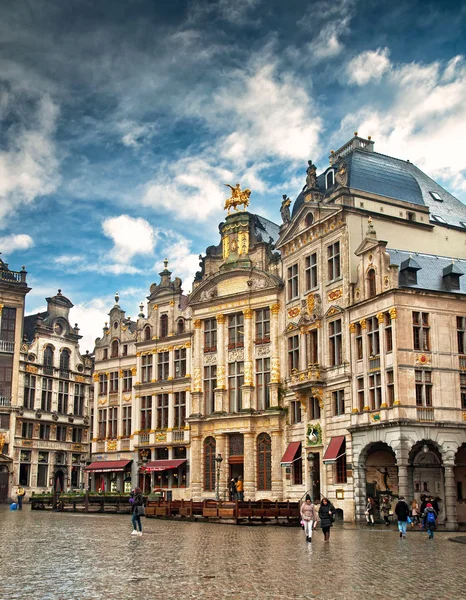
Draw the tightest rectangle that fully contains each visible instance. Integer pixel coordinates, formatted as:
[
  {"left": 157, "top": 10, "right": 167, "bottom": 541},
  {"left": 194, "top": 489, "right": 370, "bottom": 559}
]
[
  {"left": 222, "top": 236, "right": 230, "bottom": 259},
  {"left": 193, "top": 368, "right": 202, "bottom": 392},
  {"left": 271, "top": 358, "right": 280, "bottom": 384},
  {"left": 93, "top": 373, "right": 99, "bottom": 382},
  {"left": 216, "top": 365, "right": 226, "bottom": 388},
  {"left": 306, "top": 294, "right": 315, "bottom": 314},
  {"left": 224, "top": 183, "right": 251, "bottom": 214},
  {"left": 389, "top": 307, "right": 397, "bottom": 320},
  {"left": 349, "top": 323, "right": 356, "bottom": 334},
  {"left": 0, "top": 433, "right": 5, "bottom": 453},
  {"left": 270, "top": 303, "right": 280, "bottom": 315},
  {"left": 75, "top": 375, "right": 86, "bottom": 383},
  {"left": 26, "top": 364, "right": 38, "bottom": 374},
  {"left": 328, "top": 288, "right": 343, "bottom": 302},
  {"left": 243, "top": 308, "right": 253, "bottom": 319},
  {"left": 359, "top": 318, "right": 367, "bottom": 329},
  {"left": 216, "top": 313, "right": 226, "bottom": 324},
  {"left": 194, "top": 319, "right": 202, "bottom": 329},
  {"left": 107, "top": 440, "right": 117, "bottom": 451},
  {"left": 238, "top": 230, "right": 249, "bottom": 255},
  {"left": 377, "top": 312, "right": 384, "bottom": 324},
  {"left": 119, "top": 369, "right": 124, "bottom": 378},
  {"left": 244, "top": 361, "right": 253, "bottom": 386},
  {"left": 131, "top": 367, "right": 137, "bottom": 376},
  {"left": 288, "top": 306, "right": 300, "bottom": 318}
]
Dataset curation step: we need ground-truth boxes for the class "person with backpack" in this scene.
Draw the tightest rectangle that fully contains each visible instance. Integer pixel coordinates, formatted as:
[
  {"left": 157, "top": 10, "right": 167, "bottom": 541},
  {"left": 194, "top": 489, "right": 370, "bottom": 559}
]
[
  {"left": 422, "top": 502, "right": 438, "bottom": 539},
  {"left": 394, "top": 496, "right": 410, "bottom": 538}
]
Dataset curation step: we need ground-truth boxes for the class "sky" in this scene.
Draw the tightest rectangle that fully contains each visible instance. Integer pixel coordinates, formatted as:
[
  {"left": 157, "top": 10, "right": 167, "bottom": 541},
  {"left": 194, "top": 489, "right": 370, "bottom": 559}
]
[{"left": 1, "top": 0, "right": 466, "bottom": 352}]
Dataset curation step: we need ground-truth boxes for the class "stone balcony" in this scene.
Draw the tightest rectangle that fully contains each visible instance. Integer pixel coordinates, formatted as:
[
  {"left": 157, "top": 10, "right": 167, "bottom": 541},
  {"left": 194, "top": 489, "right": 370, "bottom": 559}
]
[
  {"left": 288, "top": 364, "right": 323, "bottom": 390},
  {"left": 136, "top": 428, "right": 190, "bottom": 446},
  {"left": 350, "top": 404, "right": 464, "bottom": 427},
  {"left": 0, "top": 340, "right": 14, "bottom": 353}
]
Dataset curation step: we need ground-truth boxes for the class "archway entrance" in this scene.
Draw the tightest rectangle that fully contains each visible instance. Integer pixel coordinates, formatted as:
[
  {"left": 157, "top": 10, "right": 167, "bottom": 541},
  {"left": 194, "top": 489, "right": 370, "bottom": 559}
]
[
  {"left": 454, "top": 444, "right": 466, "bottom": 524},
  {"left": 409, "top": 440, "right": 444, "bottom": 519},
  {"left": 362, "top": 442, "right": 397, "bottom": 520}
]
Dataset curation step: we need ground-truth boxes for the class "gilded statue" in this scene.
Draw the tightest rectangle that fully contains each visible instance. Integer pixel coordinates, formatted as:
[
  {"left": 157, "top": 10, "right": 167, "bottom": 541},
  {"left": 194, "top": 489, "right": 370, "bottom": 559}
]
[{"left": 224, "top": 183, "right": 251, "bottom": 214}]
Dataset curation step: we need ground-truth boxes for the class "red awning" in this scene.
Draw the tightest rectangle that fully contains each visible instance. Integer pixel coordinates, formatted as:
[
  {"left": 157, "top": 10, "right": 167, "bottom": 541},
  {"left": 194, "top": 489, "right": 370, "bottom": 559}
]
[
  {"left": 145, "top": 459, "right": 186, "bottom": 472},
  {"left": 323, "top": 436, "right": 346, "bottom": 464},
  {"left": 85, "top": 460, "right": 132, "bottom": 473},
  {"left": 280, "top": 441, "right": 301, "bottom": 466}
]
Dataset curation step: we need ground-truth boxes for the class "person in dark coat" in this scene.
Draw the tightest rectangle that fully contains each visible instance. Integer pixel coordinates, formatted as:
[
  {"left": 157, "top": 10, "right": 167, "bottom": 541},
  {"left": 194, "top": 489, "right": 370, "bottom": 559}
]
[
  {"left": 422, "top": 502, "right": 438, "bottom": 539},
  {"left": 318, "top": 497, "right": 335, "bottom": 542},
  {"left": 395, "top": 496, "right": 410, "bottom": 538},
  {"left": 229, "top": 478, "right": 237, "bottom": 501},
  {"left": 131, "top": 487, "right": 144, "bottom": 536}
]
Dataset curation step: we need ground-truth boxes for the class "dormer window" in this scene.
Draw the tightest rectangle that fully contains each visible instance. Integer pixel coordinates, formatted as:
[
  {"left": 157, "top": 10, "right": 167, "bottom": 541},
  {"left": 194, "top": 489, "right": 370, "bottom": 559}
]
[
  {"left": 177, "top": 319, "right": 185, "bottom": 334},
  {"left": 407, "top": 211, "right": 416, "bottom": 222},
  {"left": 326, "top": 170, "right": 335, "bottom": 189},
  {"left": 443, "top": 263, "right": 463, "bottom": 291},
  {"left": 160, "top": 314, "right": 168, "bottom": 338},
  {"left": 305, "top": 213, "right": 314, "bottom": 227},
  {"left": 143, "top": 325, "right": 151, "bottom": 341},
  {"left": 367, "top": 269, "right": 376, "bottom": 298},
  {"left": 111, "top": 340, "right": 119, "bottom": 358},
  {"left": 399, "top": 256, "right": 421, "bottom": 286},
  {"left": 429, "top": 191, "right": 442, "bottom": 202},
  {"left": 431, "top": 214, "right": 446, "bottom": 223}
]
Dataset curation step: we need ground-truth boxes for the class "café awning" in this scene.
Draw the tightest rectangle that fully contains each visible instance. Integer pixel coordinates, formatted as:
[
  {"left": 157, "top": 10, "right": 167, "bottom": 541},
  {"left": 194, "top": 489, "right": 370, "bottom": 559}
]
[
  {"left": 85, "top": 460, "right": 132, "bottom": 473},
  {"left": 323, "top": 436, "right": 346, "bottom": 464},
  {"left": 280, "top": 441, "right": 301, "bottom": 466},
  {"left": 145, "top": 459, "right": 186, "bottom": 472}
]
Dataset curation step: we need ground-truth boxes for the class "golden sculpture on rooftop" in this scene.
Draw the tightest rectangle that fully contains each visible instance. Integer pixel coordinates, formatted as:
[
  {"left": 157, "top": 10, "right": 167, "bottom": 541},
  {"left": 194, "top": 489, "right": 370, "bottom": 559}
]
[{"left": 224, "top": 183, "right": 251, "bottom": 214}]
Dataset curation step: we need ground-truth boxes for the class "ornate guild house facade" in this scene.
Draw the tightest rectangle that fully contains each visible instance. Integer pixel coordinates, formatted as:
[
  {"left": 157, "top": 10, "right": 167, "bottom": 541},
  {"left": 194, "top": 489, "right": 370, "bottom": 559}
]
[{"left": 90, "top": 134, "right": 466, "bottom": 527}]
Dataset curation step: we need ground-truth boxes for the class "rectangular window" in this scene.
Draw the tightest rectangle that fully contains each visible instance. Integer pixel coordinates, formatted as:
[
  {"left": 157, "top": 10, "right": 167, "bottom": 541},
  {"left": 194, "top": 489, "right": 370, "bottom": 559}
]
[
  {"left": 19, "top": 450, "right": 31, "bottom": 486},
  {"left": 41, "top": 378, "right": 53, "bottom": 412},
  {"left": 287, "top": 264, "right": 299, "bottom": 300},
  {"left": 157, "top": 352, "right": 169, "bottom": 381},
  {"left": 357, "top": 377, "right": 365, "bottom": 411},
  {"left": 0, "top": 307, "right": 16, "bottom": 342},
  {"left": 58, "top": 381, "right": 69, "bottom": 414},
  {"left": 307, "top": 329, "right": 318, "bottom": 364},
  {"left": 356, "top": 323, "right": 363, "bottom": 360},
  {"left": 0, "top": 413, "right": 10, "bottom": 429},
  {"left": 413, "top": 312, "right": 430, "bottom": 351},
  {"left": 228, "top": 313, "right": 244, "bottom": 349},
  {"left": 122, "top": 344, "right": 128, "bottom": 357},
  {"left": 73, "top": 384, "right": 84, "bottom": 416},
  {"left": 98, "top": 374, "right": 108, "bottom": 395},
  {"left": 107, "top": 407, "right": 118, "bottom": 439},
  {"left": 457, "top": 317, "right": 466, "bottom": 354},
  {"left": 290, "top": 400, "right": 302, "bottom": 424},
  {"left": 174, "top": 348, "right": 187, "bottom": 378},
  {"left": 309, "top": 396, "right": 321, "bottom": 420},
  {"left": 98, "top": 409, "right": 107, "bottom": 439},
  {"left": 109, "top": 371, "right": 119, "bottom": 393},
  {"left": 156, "top": 394, "right": 169, "bottom": 429},
  {"left": 288, "top": 335, "right": 300, "bottom": 371},
  {"left": 141, "top": 355, "right": 153, "bottom": 383},
  {"left": 293, "top": 454, "right": 303, "bottom": 485},
  {"left": 39, "top": 423, "right": 50, "bottom": 440},
  {"left": 386, "top": 370, "right": 394, "bottom": 407},
  {"left": 140, "top": 396, "right": 152, "bottom": 431},
  {"left": 255, "top": 308, "right": 270, "bottom": 343},
  {"left": 72, "top": 427, "right": 83, "bottom": 443},
  {"left": 367, "top": 316, "right": 380, "bottom": 356},
  {"left": 56, "top": 425, "right": 67, "bottom": 442},
  {"left": 37, "top": 453, "right": 49, "bottom": 488},
  {"left": 415, "top": 370, "right": 432, "bottom": 406},
  {"left": 204, "top": 365, "right": 217, "bottom": 415},
  {"left": 329, "top": 319, "right": 342, "bottom": 366},
  {"left": 122, "top": 406, "right": 132, "bottom": 437},
  {"left": 385, "top": 312, "right": 393, "bottom": 353},
  {"left": 0, "top": 354, "right": 13, "bottom": 401},
  {"left": 174, "top": 391, "right": 186, "bottom": 429},
  {"left": 333, "top": 389, "right": 345, "bottom": 416},
  {"left": 369, "top": 373, "right": 382, "bottom": 410},
  {"left": 256, "top": 357, "right": 270, "bottom": 410},
  {"left": 327, "top": 241, "right": 341, "bottom": 281},
  {"left": 24, "top": 374, "right": 36, "bottom": 410},
  {"left": 336, "top": 439, "right": 347, "bottom": 484},
  {"left": 204, "top": 318, "right": 217, "bottom": 352},
  {"left": 122, "top": 369, "right": 133, "bottom": 392},
  {"left": 305, "top": 253, "right": 318, "bottom": 290},
  {"left": 228, "top": 361, "right": 244, "bottom": 412},
  {"left": 21, "top": 422, "right": 33, "bottom": 438}
]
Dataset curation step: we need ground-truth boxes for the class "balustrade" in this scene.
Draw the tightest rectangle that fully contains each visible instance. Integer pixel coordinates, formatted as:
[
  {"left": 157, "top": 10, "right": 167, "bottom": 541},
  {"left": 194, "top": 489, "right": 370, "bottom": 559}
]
[
  {"left": 416, "top": 407, "right": 435, "bottom": 422},
  {"left": 0, "top": 340, "right": 14, "bottom": 353}
]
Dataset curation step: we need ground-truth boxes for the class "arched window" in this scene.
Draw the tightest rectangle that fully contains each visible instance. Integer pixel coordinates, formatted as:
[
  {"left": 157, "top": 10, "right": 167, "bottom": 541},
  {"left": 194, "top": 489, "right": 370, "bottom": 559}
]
[
  {"left": 111, "top": 340, "right": 119, "bottom": 358},
  {"left": 177, "top": 319, "right": 185, "bottom": 334},
  {"left": 160, "top": 314, "right": 168, "bottom": 338},
  {"left": 144, "top": 326, "right": 151, "bottom": 341},
  {"left": 204, "top": 436, "right": 216, "bottom": 492},
  {"left": 44, "top": 346, "right": 54, "bottom": 374},
  {"left": 368, "top": 269, "right": 376, "bottom": 298},
  {"left": 257, "top": 433, "right": 272, "bottom": 490},
  {"left": 305, "top": 213, "right": 314, "bottom": 227},
  {"left": 59, "top": 349, "right": 70, "bottom": 375},
  {"left": 326, "top": 170, "right": 334, "bottom": 189}
]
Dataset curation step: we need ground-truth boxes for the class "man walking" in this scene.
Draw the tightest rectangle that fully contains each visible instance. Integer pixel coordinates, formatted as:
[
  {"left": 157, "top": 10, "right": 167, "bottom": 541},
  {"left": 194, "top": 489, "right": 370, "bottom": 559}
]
[
  {"left": 395, "top": 495, "right": 409, "bottom": 538},
  {"left": 423, "top": 502, "right": 438, "bottom": 539},
  {"left": 17, "top": 486, "right": 26, "bottom": 510}
]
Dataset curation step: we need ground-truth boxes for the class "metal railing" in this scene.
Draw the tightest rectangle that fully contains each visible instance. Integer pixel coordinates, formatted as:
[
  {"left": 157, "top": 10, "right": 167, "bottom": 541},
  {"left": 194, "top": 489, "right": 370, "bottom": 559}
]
[{"left": 0, "top": 396, "right": 11, "bottom": 406}]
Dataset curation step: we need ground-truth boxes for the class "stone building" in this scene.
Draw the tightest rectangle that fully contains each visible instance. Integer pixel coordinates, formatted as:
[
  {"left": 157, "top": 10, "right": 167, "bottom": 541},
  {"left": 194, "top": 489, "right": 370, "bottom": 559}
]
[
  {"left": 277, "top": 134, "right": 466, "bottom": 526},
  {"left": 13, "top": 290, "right": 93, "bottom": 495},
  {"left": 0, "top": 258, "right": 30, "bottom": 502}
]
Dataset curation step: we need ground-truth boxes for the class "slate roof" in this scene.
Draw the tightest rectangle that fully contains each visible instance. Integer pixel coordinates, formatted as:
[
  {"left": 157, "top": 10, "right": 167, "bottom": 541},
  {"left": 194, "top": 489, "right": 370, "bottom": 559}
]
[
  {"left": 388, "top": 249, "right": 466, "bottom": 294},
  {"left": 292, "top": 148, "right": 466, "bottom": 229},
  {"left": 254, "top": 214, "right": 280, "bottom": 245},
  {"left": 23, "top": 312, "right": 46, "bottom": 342}
]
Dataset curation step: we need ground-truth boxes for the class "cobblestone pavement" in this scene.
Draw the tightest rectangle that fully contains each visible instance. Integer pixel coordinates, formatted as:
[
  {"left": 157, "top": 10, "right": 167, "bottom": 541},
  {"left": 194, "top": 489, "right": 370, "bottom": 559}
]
[{"left": 1, "top": 506, "right": 465, "bottom": 600}]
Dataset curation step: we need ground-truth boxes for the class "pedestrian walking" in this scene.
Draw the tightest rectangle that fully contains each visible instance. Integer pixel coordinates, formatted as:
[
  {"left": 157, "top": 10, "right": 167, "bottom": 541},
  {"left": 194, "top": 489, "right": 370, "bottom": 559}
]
[
  {"left": 300, "top": 495, "right": 318, "bottom": 543},
  {"left": 395, "top": 496, "right": 410, "bottom": 538},
  {"left": 17, "top": 486, "right": 26, "bottom": 510},
  {"left": 236, "top": 475, "right": 244, "bottom": 501},
  {"left": 411, "top": 499, "right": 420, "bottom": 527},
  {"left": 229, "top": 478, "right": 237, "bottom": 501},
  {"left": 131, "top": 487, "right": 144, "bottom": 536},
  {"left": 422, "top": 502, "right": 438, "bottom": 540},
  {"left": 318, "top": 497, "right": 335, "bottom": 542},
  {"left": 380, "top": 496, "right": 391, "bottom": 527},
  {"left": 365, "top": 497, "right": 375, "bottom": 525}
]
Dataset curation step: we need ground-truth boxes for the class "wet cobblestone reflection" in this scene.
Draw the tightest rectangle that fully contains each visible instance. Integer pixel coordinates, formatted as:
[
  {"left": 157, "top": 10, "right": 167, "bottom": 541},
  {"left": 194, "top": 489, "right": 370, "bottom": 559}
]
[{"left": 1, "top": 507, "right": 465, "bottom": 600}]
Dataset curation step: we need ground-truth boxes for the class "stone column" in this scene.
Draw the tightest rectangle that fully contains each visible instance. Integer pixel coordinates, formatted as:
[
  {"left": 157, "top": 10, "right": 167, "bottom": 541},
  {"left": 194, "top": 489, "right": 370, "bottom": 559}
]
[
  {"left": 190, "top": 434, "right": 202, "bottom": 500},
  {"left": 348, "top": 323, "right": 358, "bottom": 413},
  {"left": 398, "top": 464, "right": 409, "bottom": 500},
  {"left": 186, "top": 341, "right": 192, "bottom": 378},
  {"left": 242, "top": 309, "right": 254, "bottom": 410},
  {"left": 191, "top": 320, "right": 202, "bottom": 416},
  {"left": 299, "top": 330, "right": 307, "bottom": 371},
  {"left": 243, "top": 432, "right": 255, "bottom": 500},
  {"left": 444, "top": 464, "right": 458, "bottom": 530},
  {"left": 215, "top": 314, "right": 227, "bottom": 412},
  {"left": 376, "top": 312, "right": 386, "bottom": 409},
  {"left": 352, "top": 463, "right": 366, "bottom": 522},
  {"left": 216, "top": 434, "right": 227, "bottom": 498},
  {"left": 271, "top": 430, "right": 283, "bottom": 500},
  {"left": 168, "top": 393, "right": 174, "bottom": 429},
  {"left": 389, "top": 308, "right": 400, "bottom": 406},
  {"left": 168, "top": 300, "right": 175, "bottom": 336},
  {"left": 269, "top": 303, "right": 281, "bottom": 407},
  {"left": 360, "top": 319, "right": 370, "bottom": 411}
]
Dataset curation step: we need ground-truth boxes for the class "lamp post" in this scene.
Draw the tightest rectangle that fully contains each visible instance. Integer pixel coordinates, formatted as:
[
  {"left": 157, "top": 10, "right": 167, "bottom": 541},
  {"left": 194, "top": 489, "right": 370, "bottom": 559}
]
[
  {"left": 80, "top": 454, "right": 87, "bottom": 491},
  {"left": 307, "top": 453, "right": 315, "bottom": 502},
  {"left": 140, "top": 450, "right": 149, "bottom": 494},
  {"left": 215, "top": 453, "right": 223, "bottom": 501}
]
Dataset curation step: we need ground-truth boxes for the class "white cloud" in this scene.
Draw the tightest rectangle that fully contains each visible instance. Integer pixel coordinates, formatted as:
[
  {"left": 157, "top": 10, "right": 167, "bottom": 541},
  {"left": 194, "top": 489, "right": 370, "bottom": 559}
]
[
  {"left": 118, "top": 120, "right": 158, "bottom": 148},
  {"left": 102, "top": 214, "right": 157, "bottom": 264},
  {"left": 0, "top": 233, "right": 34, "bottom": 252},
  {"left": 340, "top": 55, "right": 466, "bottom": 192},
  {"left": 53, "top": 255, "right": 84, "bottom": 266},
  {"left": 158, "top": 232, "right": 200, "bottom": 292},
  {"left": 347, "top": 48, "right": 391, "bottom": 85},
  {"left": 301, "top": 0, "right": 354, "bottom": 62}
]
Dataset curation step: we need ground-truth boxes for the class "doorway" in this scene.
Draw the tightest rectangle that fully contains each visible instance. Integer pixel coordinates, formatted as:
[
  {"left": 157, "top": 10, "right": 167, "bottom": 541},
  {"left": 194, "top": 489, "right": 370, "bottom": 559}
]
[
  {"left": 0, "top": 466, "right": 9, "bottom": 502},
  {"left": 54, "top": 470, "right": 65, "bottom": 493}
]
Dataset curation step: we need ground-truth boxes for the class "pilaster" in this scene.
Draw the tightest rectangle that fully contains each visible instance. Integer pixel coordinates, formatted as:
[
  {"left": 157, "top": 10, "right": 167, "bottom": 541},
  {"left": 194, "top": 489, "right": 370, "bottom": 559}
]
[
  {"left": 271, "top": 430, "right": 283, "bottom": 499},
  {"left": 444, "top": 464, "right": 458, "bottom": 529},
  {"left": 243, "top": 432, "right": 255, "bottom": 500},
  {"left": 270, "top": 303, "right": 280, "bottom": 387}
]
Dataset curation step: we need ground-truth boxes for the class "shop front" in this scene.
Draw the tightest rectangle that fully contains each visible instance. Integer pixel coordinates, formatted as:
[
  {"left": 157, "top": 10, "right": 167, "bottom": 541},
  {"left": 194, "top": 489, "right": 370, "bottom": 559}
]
[{"left": 85, "top": 459, "right": 132, "bottom": 493}]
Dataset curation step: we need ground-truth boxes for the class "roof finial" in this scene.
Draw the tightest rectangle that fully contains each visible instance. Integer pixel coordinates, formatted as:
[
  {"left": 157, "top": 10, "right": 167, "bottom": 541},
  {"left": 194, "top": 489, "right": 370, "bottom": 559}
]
[
  {"left": 115, "top": 292, "right": 120, "bottom": 305},
  {"left": 354, "top": 131, "right": 358, "bottom": 136},
  {"left": 164, "top": 258, "right": 169, "bottom": 270},
  {"left": 57, "top": 289, "right": 62, "bottom": 295}
]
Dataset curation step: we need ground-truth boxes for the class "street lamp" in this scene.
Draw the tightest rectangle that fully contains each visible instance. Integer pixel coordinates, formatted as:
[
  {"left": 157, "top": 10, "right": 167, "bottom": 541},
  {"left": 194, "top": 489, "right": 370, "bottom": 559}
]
[
  {"left": 307, "top": 453, "right": 315, "bottom": 502},
  {"left": 215, "top": 453, "right": 223, "bottom": 501},
  {"left": 140, "top": 450, "right": 149, "bottom": 494},
  {"left": 80, "top": 454, "right": 87, "bottom": 491}
]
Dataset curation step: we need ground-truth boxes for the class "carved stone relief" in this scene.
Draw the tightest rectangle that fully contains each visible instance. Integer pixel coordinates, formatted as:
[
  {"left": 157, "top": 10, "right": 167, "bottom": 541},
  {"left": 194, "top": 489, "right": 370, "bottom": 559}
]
[{"left": 228, "top": 348, "right": 244, "bottom": 362}]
